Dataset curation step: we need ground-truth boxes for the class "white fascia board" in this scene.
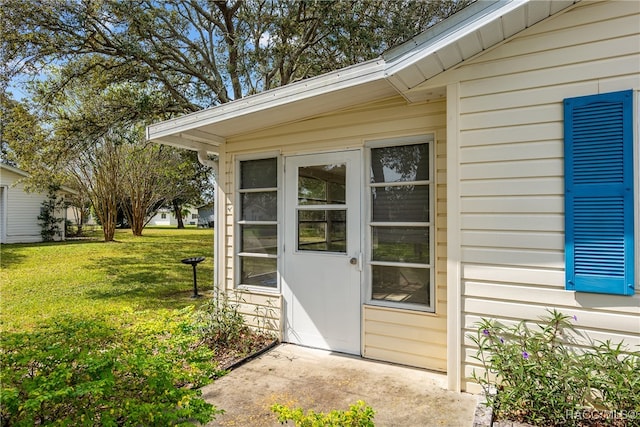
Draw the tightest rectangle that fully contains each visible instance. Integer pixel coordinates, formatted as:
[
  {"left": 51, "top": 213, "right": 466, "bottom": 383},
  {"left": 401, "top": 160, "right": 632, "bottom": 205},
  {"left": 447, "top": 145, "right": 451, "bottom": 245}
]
[
  {"left": 147, "top": 59, "right": 386, "bottom": 145},
  {"left": 148, "top": 134, "right": 220, "bottom": 155},
  {"left": 0, "top": 163, "right": 30, "bottom": 179}
]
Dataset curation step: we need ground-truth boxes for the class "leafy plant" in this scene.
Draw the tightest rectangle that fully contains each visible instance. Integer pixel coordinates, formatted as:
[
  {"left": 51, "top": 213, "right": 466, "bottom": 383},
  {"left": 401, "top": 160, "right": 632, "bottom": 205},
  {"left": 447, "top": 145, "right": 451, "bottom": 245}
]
[
  {"left": 271, "top": 400, "right": 375, "bottom": 427},
  {"left": 469, "top": 309, "right": 640, "bottom": 426},
  {"left": 193, "top": 294, "right": 249, "bottom": 350},
  {"left": 253, "top": 297, "right": 279, "bottom": 335},
  {"left": 0, "top": 312, "right": 223, "bottom": 426},
  {"left": 37, "top": 186, "right": 67, "bottom": 241}
]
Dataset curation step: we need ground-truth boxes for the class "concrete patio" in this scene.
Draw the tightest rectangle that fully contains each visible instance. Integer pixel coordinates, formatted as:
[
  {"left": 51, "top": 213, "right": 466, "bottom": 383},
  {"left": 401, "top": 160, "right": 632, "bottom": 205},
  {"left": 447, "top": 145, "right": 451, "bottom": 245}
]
[{"left": 202, "top": 343, "right": 478, "bottom": 426}]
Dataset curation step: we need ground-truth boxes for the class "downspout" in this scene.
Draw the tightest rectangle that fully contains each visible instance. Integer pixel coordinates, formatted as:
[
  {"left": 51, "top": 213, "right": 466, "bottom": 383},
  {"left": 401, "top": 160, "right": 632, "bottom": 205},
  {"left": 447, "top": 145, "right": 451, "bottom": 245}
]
[{"left": 197, "top": 150, "right": 221, "bottom": 304}]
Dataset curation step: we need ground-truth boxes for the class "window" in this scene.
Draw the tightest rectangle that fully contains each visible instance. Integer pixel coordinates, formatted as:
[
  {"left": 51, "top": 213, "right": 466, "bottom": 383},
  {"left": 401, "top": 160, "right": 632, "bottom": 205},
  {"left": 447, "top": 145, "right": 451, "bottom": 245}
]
[
  {"left": 192, "top": 213, "right": 198, "bottom": 219},
  {"left": 237, "top": 157, "right": 278, "bottom": 288},
  {"left": 161, "top": 213, "right": 167, "bottom": 219},
  {"left": 564, "top": 90, "right": 635, "bottom": 295},
  {"left": 297, "top": 163, "right": 347, "bottom": 253},
  {"left": 367, "top": 136, "right": 434, "bottom": 311}
]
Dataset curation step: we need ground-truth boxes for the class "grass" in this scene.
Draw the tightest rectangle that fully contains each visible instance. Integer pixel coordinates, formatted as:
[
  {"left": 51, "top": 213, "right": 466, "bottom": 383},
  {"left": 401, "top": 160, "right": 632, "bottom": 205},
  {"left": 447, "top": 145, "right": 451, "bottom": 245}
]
[
  {"left": 0, "top": 227, "right": 215, "bottom": 332},
  {"left": 0, "top": 228, "right": 230, "bottom": 425}
]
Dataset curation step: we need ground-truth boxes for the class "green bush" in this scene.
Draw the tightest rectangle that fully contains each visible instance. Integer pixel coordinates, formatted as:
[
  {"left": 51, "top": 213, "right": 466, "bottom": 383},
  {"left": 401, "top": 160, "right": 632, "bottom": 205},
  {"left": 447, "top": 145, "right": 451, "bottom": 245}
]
[
  {"left": 271, "top": 400, "right": 375, "bottom": 427},
  {"left": 1, "top": 311, "right": 223, "bottom": 426},
  {"left": 193, "top": 295, "right": 249, "bottom": 350},
  {"left": 470, "top": 309, "right": 640, "bottom": 426}
]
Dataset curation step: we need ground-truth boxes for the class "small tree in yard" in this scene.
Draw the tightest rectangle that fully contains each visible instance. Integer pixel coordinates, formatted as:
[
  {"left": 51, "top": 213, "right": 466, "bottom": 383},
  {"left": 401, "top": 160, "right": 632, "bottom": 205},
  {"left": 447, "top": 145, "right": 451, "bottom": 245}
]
[{"left": 37, "top": 186, "right": 66, "bottom": 241}]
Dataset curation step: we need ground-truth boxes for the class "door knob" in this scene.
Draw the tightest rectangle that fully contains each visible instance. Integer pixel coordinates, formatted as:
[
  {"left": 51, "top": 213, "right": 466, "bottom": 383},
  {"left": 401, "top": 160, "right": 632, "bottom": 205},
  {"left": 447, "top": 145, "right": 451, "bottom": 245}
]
[{"left": 349, "top": 257, "right": 358, "bottom": 265}]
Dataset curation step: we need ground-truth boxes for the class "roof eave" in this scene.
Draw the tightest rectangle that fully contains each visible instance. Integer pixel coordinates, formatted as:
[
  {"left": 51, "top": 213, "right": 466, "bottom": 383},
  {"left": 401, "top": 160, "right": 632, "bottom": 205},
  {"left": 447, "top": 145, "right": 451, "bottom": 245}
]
[
  {"left": 385, "top": 0, "right": 579, "bottom": 102},
  {"left": 147, "top": 59, "right": 388, "bottom": 150},
  {"left": 147, "top": 0, "right": 580, "bottom": 151}
]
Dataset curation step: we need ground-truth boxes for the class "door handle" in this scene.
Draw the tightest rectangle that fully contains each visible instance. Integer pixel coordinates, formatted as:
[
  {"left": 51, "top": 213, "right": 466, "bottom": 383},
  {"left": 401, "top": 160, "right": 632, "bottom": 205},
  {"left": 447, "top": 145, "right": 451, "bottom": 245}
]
[{"left": 349, "top": 254, "right": 362, "bottom": 271}]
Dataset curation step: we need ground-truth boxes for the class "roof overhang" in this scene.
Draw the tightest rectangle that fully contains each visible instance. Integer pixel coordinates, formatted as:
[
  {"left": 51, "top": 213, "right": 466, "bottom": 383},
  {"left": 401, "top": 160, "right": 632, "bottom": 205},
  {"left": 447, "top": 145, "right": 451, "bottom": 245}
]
[
  {"left": 147, "top": 0, "right": 579, "bottom": 153},
  {"left": 0, "top": 164, "right": 78, "bottom": 195}
]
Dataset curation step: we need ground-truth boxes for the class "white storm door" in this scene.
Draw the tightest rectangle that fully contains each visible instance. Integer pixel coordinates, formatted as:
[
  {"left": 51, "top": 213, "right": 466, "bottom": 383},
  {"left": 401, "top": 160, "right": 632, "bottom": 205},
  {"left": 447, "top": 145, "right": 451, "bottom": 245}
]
[{"left": 283, "top": 150, "right": 362, "bottom": 355}]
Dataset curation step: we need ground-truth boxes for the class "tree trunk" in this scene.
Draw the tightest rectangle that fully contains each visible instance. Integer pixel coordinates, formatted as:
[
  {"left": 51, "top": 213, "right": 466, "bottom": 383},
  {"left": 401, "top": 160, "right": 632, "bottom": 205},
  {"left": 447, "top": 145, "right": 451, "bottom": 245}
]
[{"left": 173, "top": 200, "right": 185, "bottom": 229}]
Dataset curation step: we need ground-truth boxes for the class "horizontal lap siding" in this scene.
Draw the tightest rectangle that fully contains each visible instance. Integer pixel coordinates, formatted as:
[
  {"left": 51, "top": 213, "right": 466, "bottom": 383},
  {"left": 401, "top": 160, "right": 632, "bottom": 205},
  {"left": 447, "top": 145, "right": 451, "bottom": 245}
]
[
  {"left": 363, "top": 306, "right": 447, "bottom": 371},
  {"left": 363, "top": 126, "right": 448, "bottom": 372},
  {"left": 222, "top": 97, "right": 448, "bottom": 370},
  {"left": 455, "top": 1, "right": 640, "bottom": 392},
  {"left": 228, "top": 291, "right": 282, "bottom": 334},
  {"left": 1, "top": 171, "right": 48, "bottom": 243}
]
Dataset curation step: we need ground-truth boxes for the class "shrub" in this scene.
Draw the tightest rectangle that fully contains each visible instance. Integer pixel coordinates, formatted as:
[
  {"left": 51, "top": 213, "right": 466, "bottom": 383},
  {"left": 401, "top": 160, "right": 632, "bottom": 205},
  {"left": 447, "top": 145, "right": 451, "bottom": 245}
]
[
  {"left": 37, "top": 186, "right": 67, "bottom": 241},
  {"left": 0, "top": 311, "right": 223, "bottom": 426},
  {"left": 470, "top": 309, "right": 640, "bottom": 426},
  {"left": 271, "top": 400, "right": 375, "bottom": 427},
  {"left": 193, "top": 294, "right": 249, "bottom": 350}
]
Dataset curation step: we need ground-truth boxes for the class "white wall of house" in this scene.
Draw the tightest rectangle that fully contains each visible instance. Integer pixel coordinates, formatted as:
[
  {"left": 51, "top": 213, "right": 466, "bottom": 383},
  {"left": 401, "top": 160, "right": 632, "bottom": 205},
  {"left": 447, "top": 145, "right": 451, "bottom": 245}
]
[
  {"left": 147, "top": 206, "right": 199, "bottom": 227},
  {"left": 426, "top": 0, "right": 640, "bottom": 391},
  {"left": 0, "top": 166, "right": 68, "bottom": 244}
]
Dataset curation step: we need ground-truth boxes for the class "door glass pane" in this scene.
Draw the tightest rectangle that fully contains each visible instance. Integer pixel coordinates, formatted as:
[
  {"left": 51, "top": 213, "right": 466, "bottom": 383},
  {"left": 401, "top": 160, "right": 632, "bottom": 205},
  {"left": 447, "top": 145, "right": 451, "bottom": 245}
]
[
  {"left": 241, "top": 225, "right": 277, "bottom": 255},
  {"left": 372, "top": 265, "right": 429, "bottom": 305},
  {"left": 240, "top": 257, "right": 277, "bottom": 288},
  {"left": 241, "top": 192, "right": 277, "bottom": 221},
  {"left": 241, "top": 158, "right": 277, "bottom": 189},
  {"left": 372, "top": 227, "right": 429, "bottom": 264},
  {"left": 371, "top": 144, "right": 429, "bottom": 183},
  {"left": 298, "top": 209, "right": 346, "bottom": 252},
  {"left": 298, "top": 164, "right": 346, "bottom": 205},
  {"left": 372, "top": 185, "right": 429, "bottom": 222}
]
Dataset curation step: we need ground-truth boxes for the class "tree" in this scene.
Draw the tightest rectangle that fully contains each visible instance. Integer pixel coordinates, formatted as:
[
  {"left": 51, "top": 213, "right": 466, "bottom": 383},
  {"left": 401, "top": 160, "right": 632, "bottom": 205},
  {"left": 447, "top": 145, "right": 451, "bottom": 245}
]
[
  {"left": 3, "top": 0, "right": 471, "bottom": 240},
  {"left": 67, "top": 132, "right": 122, "bottom": 242},
  {"left": 119, "top": 133, "right": 189, "bottom": 236},
  {"left": 164, "top": 150, "right": 213, "bottom": 229},
  {"left": 4, "top": 0, "right": 470, "bottom": 117}
]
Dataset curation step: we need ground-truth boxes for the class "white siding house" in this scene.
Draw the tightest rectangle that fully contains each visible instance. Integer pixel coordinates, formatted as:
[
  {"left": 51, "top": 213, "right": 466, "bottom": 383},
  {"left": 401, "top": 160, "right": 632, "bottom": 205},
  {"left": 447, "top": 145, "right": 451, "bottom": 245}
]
[
  {"left": 0, "top": 164, "right": 73, "bottom": 244},
  {"left": 148, "top": 0, "right": 639, "bottom": 392},
  {"left": 147, "top": 206, "right": 199, "bottom": 227}
]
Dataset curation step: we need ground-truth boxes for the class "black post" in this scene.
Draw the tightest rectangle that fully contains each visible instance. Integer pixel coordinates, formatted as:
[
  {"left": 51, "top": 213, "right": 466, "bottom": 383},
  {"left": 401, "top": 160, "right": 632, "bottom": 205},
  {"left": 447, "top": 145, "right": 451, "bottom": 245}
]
[
  {"left": 181, "top": 257, "right": 205, "bottom": 298},
  {"left": 191, "top": 263, "right": 199, "bottom": 297}
]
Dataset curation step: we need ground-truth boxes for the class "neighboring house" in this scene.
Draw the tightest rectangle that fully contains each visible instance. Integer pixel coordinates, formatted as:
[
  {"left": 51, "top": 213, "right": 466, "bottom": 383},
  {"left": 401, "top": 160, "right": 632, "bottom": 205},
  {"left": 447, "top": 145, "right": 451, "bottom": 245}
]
[
  {"left": 148, "top": 0, "right": 639, "bottom": 393},
  {"left": 67, "top": 206, "right": 98, "bottom": 228},
  {"left": 147, "top": 206, "right": 199, "bottom": 227},
  {"left": 0, "top": 164, "right": 74, "bottom": 243},
  {"left": 197, "top": 203, "right": 215, "bottom": 228}
]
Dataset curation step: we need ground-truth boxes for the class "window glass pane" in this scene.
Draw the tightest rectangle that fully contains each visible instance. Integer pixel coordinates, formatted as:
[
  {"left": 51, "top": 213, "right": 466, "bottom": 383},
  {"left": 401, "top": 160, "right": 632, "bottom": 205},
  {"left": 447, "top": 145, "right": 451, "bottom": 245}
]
[
  {"left": 328, "top": 182, "right": 345, "bottom": 203},
  {"left": 241, "top": 225, "right": 277, "bottom": 255},
  {"left": 372, "top": 185, "right": 429, "bottom": 222},
  {"left": 371, "top": 144, "right": 429, "bottom": 183},
  {"left": 298, "top": 176, "right": 326, "bottom": 204},
  {"left": 240, "top": 257, "right": 277, "bottom": 288},
  {"left": 241, "top": 158, "right": 277, "bottom": 189},
  {"left": 298, "top": 210, "right": 346, "bottom": 252},
  {"left": 241, "top": 192, "right": 277, "bottom": 221},
  {"left": 372, "top": 265, "right": 429, "bottom": 305},
  {"left": 372, "top": 227, "right": 429, "bottom": 264},
  {"left": 298, "top": 164, "right": 346, "bottom": 205}
]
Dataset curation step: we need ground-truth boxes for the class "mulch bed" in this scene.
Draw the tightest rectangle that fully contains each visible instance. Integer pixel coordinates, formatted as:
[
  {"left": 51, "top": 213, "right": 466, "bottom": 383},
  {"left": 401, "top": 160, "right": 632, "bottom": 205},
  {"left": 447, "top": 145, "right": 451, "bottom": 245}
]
[{"left": 214, "top": 331, "right": 279, "bottom": 372}]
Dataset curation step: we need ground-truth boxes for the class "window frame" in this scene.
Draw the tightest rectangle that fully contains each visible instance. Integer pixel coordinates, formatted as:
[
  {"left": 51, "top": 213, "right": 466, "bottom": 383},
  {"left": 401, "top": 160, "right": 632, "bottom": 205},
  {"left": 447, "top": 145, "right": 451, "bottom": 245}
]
[
  {"left": 234, "top": 152, "right": 282, "bottom": 292},
  {"left": 364, "top": 134, "right": 436, "bottom": 312}
]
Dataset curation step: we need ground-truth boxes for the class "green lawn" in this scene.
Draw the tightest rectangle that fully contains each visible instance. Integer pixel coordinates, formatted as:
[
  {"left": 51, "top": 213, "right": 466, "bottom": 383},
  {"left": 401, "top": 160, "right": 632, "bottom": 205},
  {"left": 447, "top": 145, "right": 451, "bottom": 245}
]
[
  {"left": 0, "top": 228, "right": 225, "bottom": 425},
  {"left": 1, "top": 228, "right": 215, "bottom": 332}
]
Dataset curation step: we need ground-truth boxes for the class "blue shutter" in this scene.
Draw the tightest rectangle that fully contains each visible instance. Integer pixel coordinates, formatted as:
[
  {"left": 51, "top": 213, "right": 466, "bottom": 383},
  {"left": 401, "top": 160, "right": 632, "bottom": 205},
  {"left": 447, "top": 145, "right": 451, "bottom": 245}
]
[{"left": 564, "top": 90, "right": 635, "bottom": 295}]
